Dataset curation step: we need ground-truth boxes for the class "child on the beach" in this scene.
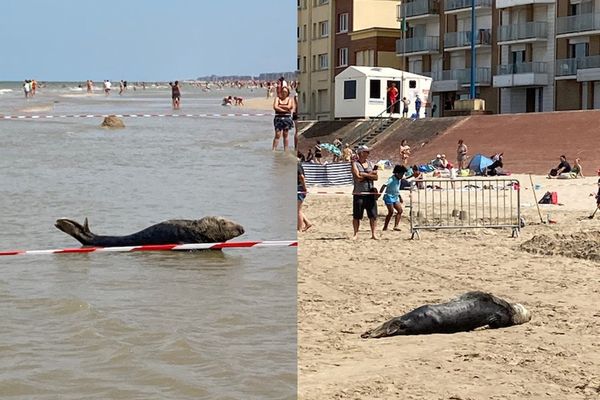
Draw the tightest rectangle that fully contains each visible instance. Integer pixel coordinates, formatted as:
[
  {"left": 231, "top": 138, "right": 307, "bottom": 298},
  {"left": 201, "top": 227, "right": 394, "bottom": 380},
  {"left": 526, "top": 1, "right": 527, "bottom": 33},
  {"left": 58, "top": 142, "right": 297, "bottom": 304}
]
[{"left": 379, "top": 165, "right": 407, "bottom": 231}]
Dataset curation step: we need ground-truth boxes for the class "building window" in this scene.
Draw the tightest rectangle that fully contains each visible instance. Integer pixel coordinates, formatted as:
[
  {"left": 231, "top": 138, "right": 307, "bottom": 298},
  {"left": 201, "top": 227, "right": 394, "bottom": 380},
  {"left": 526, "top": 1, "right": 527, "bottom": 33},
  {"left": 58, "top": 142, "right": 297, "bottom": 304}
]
[
  {"left": 297, "top": 26, "right": 301, "bottom": 42},
  {"left": 297, "top": 57, "right": 301, "bottom": 71},
  {"left": 369, "top": 79, "right": 381, "bottom": 99},
  {"left": 318, "top": 54, "right": 329, "bottom": 70},
  {"left": 338, "top": 48, "right": 348, "bottom": 67},
  {"left": 302, "top": 56, "right": 307, "bottom": 72},
  {"left": 319, "top": 21, "right": 329, "bottom": 38},
  {"left": 344, "top": 80, "right": 357, "bottom": 99},
  {"left": 338, "top": 13, "right": 348, "bottom": 33},
  {"left": 356, "top": 50, "right": 375, "bottom": 67},
  {"left": 303, "top": 24, "right": 307, "bottom": 41},
  {"left": 409, "top": 80, "right": 417, "bottom": 89},
  {"left": 316, "top": 0, "right": 329, "bottom": 5}
]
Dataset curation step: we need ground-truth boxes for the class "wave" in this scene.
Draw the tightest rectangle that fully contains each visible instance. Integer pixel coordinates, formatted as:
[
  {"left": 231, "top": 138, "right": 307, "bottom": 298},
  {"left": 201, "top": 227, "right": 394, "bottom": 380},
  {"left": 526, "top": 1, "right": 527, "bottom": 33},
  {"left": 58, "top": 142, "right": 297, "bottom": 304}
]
[{"left": 0, "top": 89, "right": 13, "bottom": 94}]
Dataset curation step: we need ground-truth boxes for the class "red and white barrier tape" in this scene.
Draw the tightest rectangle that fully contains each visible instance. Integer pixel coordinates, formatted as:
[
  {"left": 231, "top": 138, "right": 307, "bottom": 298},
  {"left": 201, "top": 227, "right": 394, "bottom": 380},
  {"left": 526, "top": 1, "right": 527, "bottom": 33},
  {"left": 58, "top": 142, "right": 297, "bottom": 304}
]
[
  {"left": 0, "top": 240, "right": 297, "bottom": 256},
  {"left": 0, "top": 113, "right": 269, "bottom": 120}
]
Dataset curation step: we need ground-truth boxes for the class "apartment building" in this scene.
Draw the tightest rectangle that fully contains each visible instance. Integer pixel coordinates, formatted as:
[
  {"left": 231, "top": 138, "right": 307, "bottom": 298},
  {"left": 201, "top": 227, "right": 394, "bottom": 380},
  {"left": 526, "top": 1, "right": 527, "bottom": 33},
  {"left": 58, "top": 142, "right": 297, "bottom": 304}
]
[
  {"left": 298, "top": 0, "right": 401, "bottom": 120},
  {"left": 398, "top": 0, "right": 600, "bottom": 114},
  {"left": 298, "top": 0, "right": 335, "bottom": 120}
]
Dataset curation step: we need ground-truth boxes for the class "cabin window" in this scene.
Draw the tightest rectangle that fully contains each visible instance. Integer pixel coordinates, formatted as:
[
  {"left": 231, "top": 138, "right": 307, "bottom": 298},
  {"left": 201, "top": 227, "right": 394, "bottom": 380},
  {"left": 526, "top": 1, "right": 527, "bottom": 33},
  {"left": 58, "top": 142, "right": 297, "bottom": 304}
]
[
  {"left": 409, "top": 80, "right": 417, "bottom": 89},
  {"left": 369, "top": 79, "right": 381, "bottom": 99},
  {"left": 344, "top": 80, "right": 357, "bottom": 99}
]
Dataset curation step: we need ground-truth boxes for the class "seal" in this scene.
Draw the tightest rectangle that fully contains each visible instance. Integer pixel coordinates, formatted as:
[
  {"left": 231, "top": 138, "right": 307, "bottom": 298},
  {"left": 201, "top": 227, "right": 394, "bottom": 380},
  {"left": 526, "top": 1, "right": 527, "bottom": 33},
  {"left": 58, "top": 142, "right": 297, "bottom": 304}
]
[
  {"left": 55, "top": 217, "right": 245, "bottom": 247},
  {"left": 361, "top": 291, "right": 531, "bottom": 338}
]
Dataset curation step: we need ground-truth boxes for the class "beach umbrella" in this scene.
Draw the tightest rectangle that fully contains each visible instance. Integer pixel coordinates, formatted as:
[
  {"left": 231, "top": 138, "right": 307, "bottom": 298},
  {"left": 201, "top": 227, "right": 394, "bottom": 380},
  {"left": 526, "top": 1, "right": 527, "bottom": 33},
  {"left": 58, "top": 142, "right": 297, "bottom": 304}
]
[{"left": 320, "top": 143, "right": 342, "bottom": 157}]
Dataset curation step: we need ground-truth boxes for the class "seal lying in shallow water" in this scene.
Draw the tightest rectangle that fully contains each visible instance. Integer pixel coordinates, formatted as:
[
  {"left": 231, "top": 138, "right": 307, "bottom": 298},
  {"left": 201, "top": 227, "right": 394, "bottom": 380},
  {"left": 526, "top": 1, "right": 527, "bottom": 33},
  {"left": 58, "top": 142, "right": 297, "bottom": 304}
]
[
  {"left": 55, "top": 217, "right": 245, "bottom": 247},
  {"left": 361, "top": 291, "right": 531, "bottom": 338}
]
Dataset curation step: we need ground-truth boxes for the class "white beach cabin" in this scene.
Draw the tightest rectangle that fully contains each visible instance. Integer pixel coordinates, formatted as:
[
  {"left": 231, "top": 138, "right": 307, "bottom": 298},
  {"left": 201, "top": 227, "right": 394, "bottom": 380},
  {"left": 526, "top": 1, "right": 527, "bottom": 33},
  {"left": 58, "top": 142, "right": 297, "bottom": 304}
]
[{"left": 334, "top": 66, "right": 433, "bottom": 119}]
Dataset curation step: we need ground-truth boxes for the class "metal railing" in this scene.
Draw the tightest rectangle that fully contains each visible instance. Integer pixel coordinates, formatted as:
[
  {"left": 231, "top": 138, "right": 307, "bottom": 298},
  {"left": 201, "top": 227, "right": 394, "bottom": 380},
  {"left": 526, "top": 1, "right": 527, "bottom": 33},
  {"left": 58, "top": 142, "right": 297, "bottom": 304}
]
[
  {"left": 400, "top": 0, "right": 440, "bottom": 18},
  {"left": 497, "top": 21, "right": 547, "bottom": 42},
  {"left": 444, "top": 29, "right": 492, "bottom": 48},
  {"left": 556, "top": 13, "right": 600, "bottom": 35},
  {"left": 409, "top": 178, "right": 521, "bottom": 239},
  {"left": 445, "top": 0, "right": 492, "bottom": 11},
  {"left": 555, "top": 56, "right": 600, "bottom": 76},
  {"left": 396, "top": 36, "right": 439, "bottom": 54},
  {"left": 427, "top": 68, "right": 491, "bottom": 84},
  {"left": 353, "top": 99, "right": 401, "bottom": 146},
  {"left": 496, "top": 62, "right": 548, "bottom": 75}
]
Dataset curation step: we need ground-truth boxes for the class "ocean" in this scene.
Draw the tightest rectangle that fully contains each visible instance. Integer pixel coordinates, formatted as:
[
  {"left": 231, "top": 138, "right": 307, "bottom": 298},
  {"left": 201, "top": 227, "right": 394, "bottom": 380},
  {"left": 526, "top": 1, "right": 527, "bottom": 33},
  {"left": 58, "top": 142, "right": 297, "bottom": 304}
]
[{"left": 0, "top": 82, "right": 296, "bottom": 399}]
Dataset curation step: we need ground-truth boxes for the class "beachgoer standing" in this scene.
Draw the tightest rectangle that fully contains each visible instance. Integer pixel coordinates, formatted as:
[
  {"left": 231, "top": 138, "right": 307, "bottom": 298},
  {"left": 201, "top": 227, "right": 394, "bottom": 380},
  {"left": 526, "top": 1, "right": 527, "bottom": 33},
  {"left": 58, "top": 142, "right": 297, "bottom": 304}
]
[
  {"left": 291, "top": 83, "right": 299, "bottom": 150},
  {"left": 23, "top": 80, "right": 31, "bottom": 98},
  {"left": 298, "top": 162, "right": 313, "bottom": 232},
  {"left": 272, "top": 86, "right": 294, "bottom": 151},
  {"left": 169, "top": 81, "right": 181, "bottom": 109},
  {"left": 387, "top": 83, "right": 399, "bottom": 114},
  {"left": 401, "top": 97, "right": 410, "bottom": 118},
  {"left": 415, "top": 95, "right": 422, "bottom": 118},
  {"left": 457, "top": 139, "right": 468, "bottom": 170},
  {"left": 86, "top": 80, "right": 93, "bottom": 94},
  {"left": 31, "top": 80, "right": 37, "bottom": 96},
  {"left": 595, "top": 179, "right": 600, "bottom": 215},
  {"left": 352, "top": 145, "right": 379, "bottom": 240},
  {"left": 314, "top": 141, "right": 323, "bottom": 164},
  {"left": 119, "top": 80, "right": 125, "bottom": 95},
  {"left": 399, "top": 139, "right": 410, "bottom": 166},
  {"left": 103, "top": 80, "right": 111, "bottom": 95},
  {"left": 380, "top": 165, "right": 406, "bottom": 231}
]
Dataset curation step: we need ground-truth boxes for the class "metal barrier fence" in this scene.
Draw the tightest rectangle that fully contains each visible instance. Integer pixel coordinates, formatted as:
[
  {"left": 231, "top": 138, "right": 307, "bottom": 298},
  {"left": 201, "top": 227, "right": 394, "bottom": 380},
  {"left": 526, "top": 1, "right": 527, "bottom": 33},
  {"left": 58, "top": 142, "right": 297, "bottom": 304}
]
[{"left": 409, "top": 178, "right": 521, "bottom": 239}]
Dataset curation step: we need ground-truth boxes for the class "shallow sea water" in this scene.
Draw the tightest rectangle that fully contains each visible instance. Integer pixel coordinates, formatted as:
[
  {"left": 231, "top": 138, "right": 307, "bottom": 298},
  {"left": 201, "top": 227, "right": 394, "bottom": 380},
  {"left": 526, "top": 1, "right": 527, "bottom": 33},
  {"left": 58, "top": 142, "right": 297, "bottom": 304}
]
[{"left": 0, "top": 84, "right": 296, "bottom": 399}]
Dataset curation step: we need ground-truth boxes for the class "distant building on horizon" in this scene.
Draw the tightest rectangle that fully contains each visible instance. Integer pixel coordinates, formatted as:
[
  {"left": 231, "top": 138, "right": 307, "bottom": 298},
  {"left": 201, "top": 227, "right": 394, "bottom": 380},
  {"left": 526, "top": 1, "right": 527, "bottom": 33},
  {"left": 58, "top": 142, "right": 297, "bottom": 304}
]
[{"left": 196, "top": 72, "right": 297, "bottom": 82}]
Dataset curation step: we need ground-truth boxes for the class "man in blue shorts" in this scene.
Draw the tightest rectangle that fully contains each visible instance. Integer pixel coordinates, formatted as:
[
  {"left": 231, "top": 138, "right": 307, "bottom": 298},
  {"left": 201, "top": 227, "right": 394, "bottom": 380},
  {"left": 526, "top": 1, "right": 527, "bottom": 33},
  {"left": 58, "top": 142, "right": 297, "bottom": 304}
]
[{"left": 379, "top": 165, "right": 407, "bottom": 231}]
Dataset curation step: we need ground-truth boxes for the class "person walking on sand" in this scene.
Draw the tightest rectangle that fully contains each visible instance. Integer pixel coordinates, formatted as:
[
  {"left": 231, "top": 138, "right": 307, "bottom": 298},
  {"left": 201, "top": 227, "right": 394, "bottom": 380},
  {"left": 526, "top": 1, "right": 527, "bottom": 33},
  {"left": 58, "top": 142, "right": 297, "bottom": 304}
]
[
  {"left": 298, "top": 162, "right": 313, "bottom": 232},
  {"left": 169, "top": 81, "right": 181, "bottom": 109},
  {"left": 457, "top": 139, "right": 468, "bottom": 170},
  {"left": 352, "top": 145, "right": 379, "bottom": 240},
  {"left": 399, "top": 139, "right": 410, "bottom": 166},
  {"left": 272, "top": 86, "right": 294, "bottom": 151},
  {"left": 314, "top": 141, "right": 323, "bottom": 164},
  {"left": 380, "top": 165, "right": 406, "bottom": 231}
]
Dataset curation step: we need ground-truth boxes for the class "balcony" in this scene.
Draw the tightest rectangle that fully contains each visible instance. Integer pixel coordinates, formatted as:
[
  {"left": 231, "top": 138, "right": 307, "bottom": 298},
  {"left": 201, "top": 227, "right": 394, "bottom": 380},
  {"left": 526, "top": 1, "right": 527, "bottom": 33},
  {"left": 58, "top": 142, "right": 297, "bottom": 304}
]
[
  {"left": 396, "top": 36, "right": 439, "bottom": 55},
  {"left": 497, "top": 22, "right": 548, "bottom": 44},
  {"left": 428, "top": 68, "right": 491, "bottom": 92},
  {"left": 444, "top": 29, "right": 492, "bottom": 50},
  {"left": 556, "top": 13, "right": 600, "bottom": 37},
  {"left": 493, "top": 62, "right": 548, "bottom": 87},
  {"left": 556, "top": 56, "right": 600, "bottom": 80},
  {"left": 398, "top": 0, "right": 440, "bottom": 20},
  {"left": 445, "top": 0, "right": 492, "bottom": 13},
  {"left": 496, "top": 0, "right": 554, "bottom": 9}
]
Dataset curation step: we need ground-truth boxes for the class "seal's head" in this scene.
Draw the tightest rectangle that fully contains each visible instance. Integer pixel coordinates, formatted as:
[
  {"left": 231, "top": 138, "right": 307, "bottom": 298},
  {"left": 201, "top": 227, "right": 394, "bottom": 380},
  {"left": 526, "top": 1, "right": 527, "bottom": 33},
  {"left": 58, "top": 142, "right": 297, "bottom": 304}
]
[
  {"left": 197, "top": 216, "right": 245, "bottom": 242},
  {"left": 55, "top": 218, "right": 94, "bottom": 245},
  {"left": 511, "top": 303, "right": 532, "bottom": 325}
]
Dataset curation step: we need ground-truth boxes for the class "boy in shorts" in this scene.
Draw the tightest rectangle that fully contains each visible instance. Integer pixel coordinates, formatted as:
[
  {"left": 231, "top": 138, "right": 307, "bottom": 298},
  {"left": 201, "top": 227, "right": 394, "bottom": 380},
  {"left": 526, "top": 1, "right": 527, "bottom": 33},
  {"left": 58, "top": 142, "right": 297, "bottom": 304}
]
[{"left": 379, "top": 165, "right": 407, "bottom": 231}]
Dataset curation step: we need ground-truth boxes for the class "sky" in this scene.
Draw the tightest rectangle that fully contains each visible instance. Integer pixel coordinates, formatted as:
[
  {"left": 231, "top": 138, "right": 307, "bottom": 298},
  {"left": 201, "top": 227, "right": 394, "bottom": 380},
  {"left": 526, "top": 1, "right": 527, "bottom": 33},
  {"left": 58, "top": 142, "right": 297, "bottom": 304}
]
[{"left": 0, "top": 0, "right": 296, "bottom": 81}]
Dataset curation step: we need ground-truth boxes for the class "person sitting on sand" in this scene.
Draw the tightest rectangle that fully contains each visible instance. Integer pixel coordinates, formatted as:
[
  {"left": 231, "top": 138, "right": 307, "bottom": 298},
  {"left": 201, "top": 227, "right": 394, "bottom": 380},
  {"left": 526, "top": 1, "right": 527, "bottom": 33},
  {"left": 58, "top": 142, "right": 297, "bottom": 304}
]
[
  {"left": 411, "top": 164, "right": 425, "bottom": 189},
  {"left": 305, "top": 148, "right": 314, "bottom": 163},
  {"left": 222, "top": 96, "right": 233, "bottom": 106},
  {"left": 380, "top": 165, "right": 406, "bottom": 231},
  {"left": 485, "top": 153, "right": 504, "bottom": 176},
  {"left": 548, "top": 155, "right": 571, "bottom": 178},
  {"left": 572, "top": 157, "right": 584, "bottom": 178},
  {"left": 234, "top": 96, "right": 244, "bottom": 106}
]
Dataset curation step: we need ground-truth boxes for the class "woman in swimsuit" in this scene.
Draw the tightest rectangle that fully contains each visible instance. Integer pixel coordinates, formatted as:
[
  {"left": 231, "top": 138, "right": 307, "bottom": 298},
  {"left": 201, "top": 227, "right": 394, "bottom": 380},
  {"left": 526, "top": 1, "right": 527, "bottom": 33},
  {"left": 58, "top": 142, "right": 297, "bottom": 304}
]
[
  {"left": 272, "top": 86, "right": 294, "bottom": 151},
  {"left": 169, "top": 81, "right": 181, "bottom": 109}
]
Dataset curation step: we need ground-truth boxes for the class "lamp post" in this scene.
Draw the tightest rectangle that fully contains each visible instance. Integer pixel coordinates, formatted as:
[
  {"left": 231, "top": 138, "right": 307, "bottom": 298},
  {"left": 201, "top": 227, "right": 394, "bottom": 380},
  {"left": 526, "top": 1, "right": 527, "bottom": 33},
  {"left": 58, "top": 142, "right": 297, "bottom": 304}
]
[{"left": 469, "top": 0, "right": 476, "bottom": 99}]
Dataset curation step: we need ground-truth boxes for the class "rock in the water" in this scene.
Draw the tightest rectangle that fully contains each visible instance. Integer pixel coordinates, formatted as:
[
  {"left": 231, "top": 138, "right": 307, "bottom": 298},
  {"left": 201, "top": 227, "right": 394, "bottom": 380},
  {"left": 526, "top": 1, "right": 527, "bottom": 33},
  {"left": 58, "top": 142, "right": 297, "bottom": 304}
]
[{"left": 101, "top": 115, "right": 125, "bottom": 128}]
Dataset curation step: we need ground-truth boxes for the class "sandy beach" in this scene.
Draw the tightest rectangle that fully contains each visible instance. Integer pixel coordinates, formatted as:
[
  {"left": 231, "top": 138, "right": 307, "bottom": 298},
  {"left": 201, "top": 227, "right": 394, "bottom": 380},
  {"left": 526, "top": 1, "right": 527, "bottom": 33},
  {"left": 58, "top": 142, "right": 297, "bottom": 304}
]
[
  {"left": 299, "top": 169, "right": 600, "bottom": 399},
  {"left": 242, "top": 96, "right": 274, "bottom": 111}
]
